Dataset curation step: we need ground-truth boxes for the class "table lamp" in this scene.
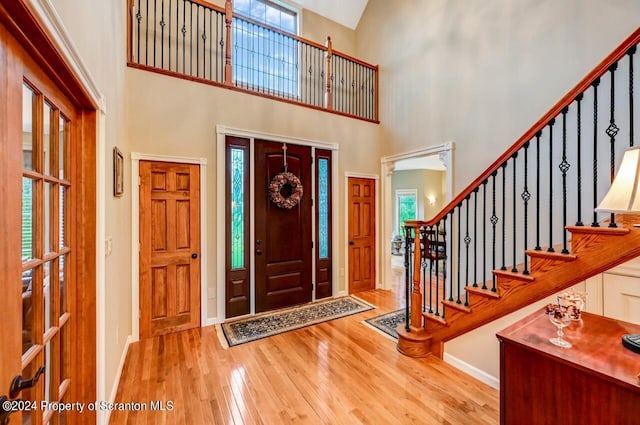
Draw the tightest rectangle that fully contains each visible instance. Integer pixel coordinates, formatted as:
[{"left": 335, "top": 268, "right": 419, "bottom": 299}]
[{"left": 596, "top": 146, "right": 640, "bottom": 354}]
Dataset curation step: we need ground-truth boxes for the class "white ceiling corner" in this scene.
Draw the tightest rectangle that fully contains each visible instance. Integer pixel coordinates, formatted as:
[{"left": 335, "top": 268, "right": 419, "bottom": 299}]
[{"left": 294, "top": 0, "right": 369, "bottom": 30}]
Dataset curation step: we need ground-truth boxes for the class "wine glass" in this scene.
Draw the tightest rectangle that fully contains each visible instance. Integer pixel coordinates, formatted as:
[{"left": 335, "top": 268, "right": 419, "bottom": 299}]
[
  {"left": 547, "top": 304, "right": 572, "bottom": 348},
  {"left": 558, "top": 291, "right": 586, "bottom": 321}
]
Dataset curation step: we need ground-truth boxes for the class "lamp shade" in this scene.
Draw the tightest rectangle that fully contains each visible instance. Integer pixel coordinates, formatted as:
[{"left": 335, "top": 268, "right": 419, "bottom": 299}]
[{"left": 597, "top": 146, "right": 640, "bottom": 213}]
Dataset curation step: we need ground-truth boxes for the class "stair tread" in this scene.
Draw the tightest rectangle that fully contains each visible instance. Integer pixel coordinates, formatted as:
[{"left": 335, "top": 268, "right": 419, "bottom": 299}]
[
  {"left": 493, "top": 269, "right": 536, "bottom": 282},
  {"left": 566, "top": 225, "right": 630, "bottom": 235},
  {"left": 442, "top": 299, "right": 471, "bottom": 313},
  {"left": 422, "top": 311, "right": 448, "bottom": 326},
  {"left": 466, "top": 285, "right": 501, "bottom": 299},
  {"left": 525, "top": 250, "right": 577, "bottom": 261}
]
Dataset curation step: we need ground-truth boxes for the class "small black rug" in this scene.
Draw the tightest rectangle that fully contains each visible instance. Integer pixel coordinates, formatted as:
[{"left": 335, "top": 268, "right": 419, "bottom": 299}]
[
  {"left": 219, "top": 296, "right": 374, "bottom": 347},
  {"left": 363, "top": 309, "right": 406, "bottom": 340}
]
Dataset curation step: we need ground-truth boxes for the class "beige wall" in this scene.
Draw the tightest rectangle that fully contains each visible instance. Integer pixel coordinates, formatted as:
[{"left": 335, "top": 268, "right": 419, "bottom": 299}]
[
  {"left": 50, "top": 0, "right": 130, "bottom": 408},
  {"left": 357, "top": 0, "right": 640, "bottom": 194},
  {"left": 126, "top": 68, "right": 380, "bottom": 318}
]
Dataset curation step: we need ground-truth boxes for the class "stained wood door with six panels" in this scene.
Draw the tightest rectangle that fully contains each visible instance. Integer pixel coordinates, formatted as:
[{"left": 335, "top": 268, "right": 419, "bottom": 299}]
[
  {"left": 139, "top": 161, "right": 201, "bottom": 338},
  {"left": 348, "top": 177, "right": 376, "bottom": 294}
]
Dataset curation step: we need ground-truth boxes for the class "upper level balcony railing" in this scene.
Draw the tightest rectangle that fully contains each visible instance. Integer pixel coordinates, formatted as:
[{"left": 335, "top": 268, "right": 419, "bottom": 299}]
[{"left": 127, "top": 0, "right": 379, "bottom": 122}]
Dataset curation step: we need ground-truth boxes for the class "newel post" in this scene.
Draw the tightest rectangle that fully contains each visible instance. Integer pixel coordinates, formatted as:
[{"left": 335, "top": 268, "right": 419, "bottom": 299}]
[
  {"left": 409, "top": 222, "right": 423, "bottom": 329},
  {"left": 325, "top": 36, "right": 333, "bottom": 110},
  {"left": 224, "top": 0, "right": 233, "bottom": 86}
]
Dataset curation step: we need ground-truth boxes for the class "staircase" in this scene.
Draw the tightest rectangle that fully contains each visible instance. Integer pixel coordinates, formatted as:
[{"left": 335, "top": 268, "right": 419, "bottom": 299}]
[{"left": 397, "top": 27, "right": 640, "bottom": 358}]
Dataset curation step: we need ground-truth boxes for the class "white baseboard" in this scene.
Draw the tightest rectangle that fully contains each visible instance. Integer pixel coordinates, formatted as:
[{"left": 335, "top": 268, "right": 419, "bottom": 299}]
[
  {"left": 203, "top": 317, "right": 220, "bottom": 327},
  {"left": 336, "top": 290, "right": 347, "bottom": 297},
  {"left": 443, "top": 352, "right": 500, "bottom": 390},
  {"left": 104, "top": 335, "right": 133, "bottom": 423}
]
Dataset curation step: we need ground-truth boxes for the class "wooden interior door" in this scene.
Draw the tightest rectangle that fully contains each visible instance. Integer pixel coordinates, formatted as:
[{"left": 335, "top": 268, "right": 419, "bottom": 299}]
[
  {"left": 255, "top": 140, "right": 312, "bottom": 313},
  {"left": 139, "top": 161, "right": 201, "bottom": 338},
  {"left": 348, "top": 177, "right": 376, "bottom": 294},
  {"left": 0, "top": 10, "right": 97, "bottom": 424}
]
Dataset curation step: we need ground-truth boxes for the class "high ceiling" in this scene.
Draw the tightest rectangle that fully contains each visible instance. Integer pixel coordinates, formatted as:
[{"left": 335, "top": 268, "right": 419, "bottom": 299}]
[{"left": 295, "top": 0, "right": 369, "bottom": 30}]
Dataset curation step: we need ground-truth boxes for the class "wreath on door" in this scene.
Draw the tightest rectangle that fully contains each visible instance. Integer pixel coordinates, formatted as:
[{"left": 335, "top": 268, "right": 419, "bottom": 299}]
[
  {"left": 268, "top": 142, "right": 304, "bottom": 209},
  {"left": 269, "top": 171, "right": 304, "bottom": 209}
]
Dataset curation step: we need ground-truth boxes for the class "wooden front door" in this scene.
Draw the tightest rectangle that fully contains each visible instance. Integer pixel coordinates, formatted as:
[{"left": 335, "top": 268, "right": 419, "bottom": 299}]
[
  {"left": 255, "top": 140, "right": 312, "bottom": 313},
  {"left": 348, "top": 177, "right": 376, "bottom": 293},
  {"left": 139, "top": 161, "right": 201, "bottom": 338},
  {"left": 0, "top": 8, "right": 97, "bottom": 424}
]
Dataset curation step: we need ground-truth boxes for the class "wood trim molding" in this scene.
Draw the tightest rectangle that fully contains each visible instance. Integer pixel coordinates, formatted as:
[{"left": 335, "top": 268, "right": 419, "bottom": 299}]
[
  {"left": 216, "top": 125, "right": 339, "bottom": 150},
  {"left": 130, "top": 153, "right": 208, "bottom": 341}
]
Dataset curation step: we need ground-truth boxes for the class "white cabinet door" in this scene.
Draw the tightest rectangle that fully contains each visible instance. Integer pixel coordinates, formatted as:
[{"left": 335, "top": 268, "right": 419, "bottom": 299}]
[{"left": 603, "top": 273, "right": 640, "bottom": 325}]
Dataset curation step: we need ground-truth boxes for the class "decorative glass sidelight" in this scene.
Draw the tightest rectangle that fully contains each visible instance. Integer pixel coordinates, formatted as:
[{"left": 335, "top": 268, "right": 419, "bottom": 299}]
[
  {"left": 318, "top": 158, "right": 329, "bottom": 259},
  {"left": 230, "top": 148, "right": 245, "bottom": 269}
]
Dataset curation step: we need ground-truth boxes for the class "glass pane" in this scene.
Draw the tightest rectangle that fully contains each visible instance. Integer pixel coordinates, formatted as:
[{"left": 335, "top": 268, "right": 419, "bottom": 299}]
[
  {"left": 318, "top": 158, "right": 329, "bottom": 259},
  {"left": 59, "top": 186, "right": 66, "bottom": 248},
  {"left": 234, "top": 0, "right": 249, "bottom": 13},
  {"left": 281, "top": 12, "right": 295, "bottom": 33},
  {"left": 230, "top": 148, "right": 245, "bottom": 269},
  {"left": 23, "top": 84, "right": 35, "bottom": 170},
  {"left": 398, "top": 195, "right": 417, "bottom": 233},
  {"left": 22, "top": 178, "right": 35, "bottom": 261},
  {"left": 43, "top": 102, "right": 52, "bottom": 175},
  {"left": 21, "top": 361, "right": 37, "bottom": 425},
  {"left": 59, "top": 322, "right": 68, "bottom": 382},
  {"left": 44, "top": 261, "right": 53, "bottom": 332},
  {"left": 22, "top": 268, "right": 35, "bottom": 354},
  {"left": 59, "top": 116, "right": 66, "bottom": 179},
  {"left": 44, "top": 340, "right": 52, "bottom": 403},
  {"left": 60, "top": 255, "right": 67, "bottom": 315},
  {"left": 44, "top": 183, "right": 52, "bottom": 254},
  {"left": 265, "top": 7, "right": 280, "bottom": 28}
]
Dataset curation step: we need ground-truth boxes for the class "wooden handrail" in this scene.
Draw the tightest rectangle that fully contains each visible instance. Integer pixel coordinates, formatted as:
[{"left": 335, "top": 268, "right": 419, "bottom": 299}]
[
  {"left": 333, "top": 49, "right": 378, "bottom": 70},
  {"left": 419, "top": 26, "right": 640, "bottom": 228}
]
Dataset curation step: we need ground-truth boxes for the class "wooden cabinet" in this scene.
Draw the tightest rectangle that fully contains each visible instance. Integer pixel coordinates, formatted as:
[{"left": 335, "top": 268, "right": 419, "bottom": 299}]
[{"left": 497, "top": 309, "right": 640, "bottom": 425}]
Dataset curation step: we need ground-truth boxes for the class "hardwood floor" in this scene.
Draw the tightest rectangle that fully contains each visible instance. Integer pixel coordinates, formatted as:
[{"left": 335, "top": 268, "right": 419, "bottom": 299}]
[{"left": 110, "top": 283, "right": 499, "bottom": 425}]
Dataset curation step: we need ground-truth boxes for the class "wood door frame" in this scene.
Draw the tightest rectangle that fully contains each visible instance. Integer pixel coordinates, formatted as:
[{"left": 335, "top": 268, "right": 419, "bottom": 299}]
[
  {"left": 380, "top": 143, "right": 454, "bottom": 291},
  {"left": 215, "top": 125, "right": 339, "bottom": 322},
  {"left": 344, "top": 173, "right": 380, "bottom": 294},
  {"left": 0, "top": 1, "right": 104, "bottom": 424},
  {"left": 130, "top": 153, "right": 208, "bottom": 340}
]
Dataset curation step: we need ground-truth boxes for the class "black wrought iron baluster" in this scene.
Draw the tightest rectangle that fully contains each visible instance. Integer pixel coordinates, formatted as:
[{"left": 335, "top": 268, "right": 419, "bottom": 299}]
[
  {"left": 522, "top": 142, "right": 531, "bottom": 275},
  {"left": 482, "top": 180, "right": 487, "bottom": 290},
  {"left": 464, "top": 196, "right": 471, "bottom": 306},
  {"left": 152, "top": 0, "right": 157, "bottom": 66},
  {"left": 548, "top": 119, "right": 556, "bottom": 252},
  {"left": 446, "top": 211, "right": 453, "bottom": 319},
  {"left": 435, "top": 221, "right": 441, "bottom": 316},
  {"left": 560, "top": 107, "right": 570, "bottom": 253},
  {"left": 607, "top": 63, "right": 619, "bottom": 228},
  {"left": 196, "top": 4, "right": 201, "bottom": 77},
  {"left": 501, "top": 163, "right": 507, "bottom": 270},
  {"left": 168, "top": 0, "right": 172, "bottom": 71},
  {"left": 176, "top": 0, "right": 180, "bottom": 72},
  {"left": 592, "top": 78, "right": 601, "bottom": 227},
  {"left": 630, "top": 46, "right": 636, "bottom": 147},
  {"left": 456, "top": 203, "right": 462, "bottom": 304},
  {"left": 404, "top": 226, "right": 412, "bottom": 332},
  {"left": 450, "top": 208, "right": 457, "bottom": 303},
  {"left": 181, "top": 0, "right": 186, "bottom": 74},
  {"left": 512, "top": 153, "right": 518, "bottom": 272},
  {"left": 145, "top": 0, "right": 149, "bottom": 65},
  {"left": 189, "top": 2, "right": 193, "bottom": 76},
  {"left": 161, "top": 0, "right": 166, "bottom": 69},
  {"left": 136, "top": 0, "right": 142, "bottom": 63},
  {"left": 576, "top": 93, "right": 584, "bottom": 226},
  {"left": 473, "top": 188, "right": 478, "bottom": 288},
  {"left": 491, "top": 171, "right": 498, "bottom": 292},
  {"left": 535, "top": 131, "right": 542, "bottom": 249},
  {"left": 428, "top": 225, "right": 434, "bottom": 314}
]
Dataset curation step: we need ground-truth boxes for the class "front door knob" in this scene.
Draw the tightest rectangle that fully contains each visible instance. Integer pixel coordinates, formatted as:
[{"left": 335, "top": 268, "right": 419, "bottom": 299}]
[{"left": 10, "top": 366, "right": 45, "bottom": 398}]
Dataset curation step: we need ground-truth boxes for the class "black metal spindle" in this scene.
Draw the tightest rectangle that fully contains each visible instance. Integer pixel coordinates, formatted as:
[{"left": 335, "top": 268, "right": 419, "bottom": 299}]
[
  {"left": 161, "top": 0, "right": 166, "bottom": 68},
  {"left": 522, "top": 141, "right": 531, "bottom": 275},
  {"left": 196, "top": 5, "right": 200, "bottom": 77},
  {"left": 512, "top": 153, "right": 518, "bottom": 272},
  {"left": 576, "top": 93, "right": 584, "bottom": 226},
  {"left": 189, "top": 3, "right": 193, "bottom": 76},
  {"left": 464, "top": 196, "right": 470, "bottom": 306},
  {"left": 153, "top": 0, "right": 157, "bottom": 66},
  {"left": 456, "top": 203, "right": 462, "bottom": 304},
  {"left": 421, "top": 226, "right": 427, "bottom": 313},
  {"left": 136, "top": 0, "right": 142, "bottom": 63},
  {"left": 473, "top": 188, "right": 478, "bottom": 288},
  {"left": 404, "top": 226, "right": 411, "bottom": 332},
  {"left": 501, "top": 163, "right": 507, "bottom": 270},
  {"left": 630, "top": 46, "right": 636, "bottom": 147},
  {"left": 428, "top": 225, "right": 434, "bottom": 314},
  {"left": 548, "top": 119, "right": 556, "bottom": 252},
  {"left": 145, "top": 0, "right": 149, "bottom": 65},
  {"left": 181, "top": 0, "right": 186, "bottom": 73},
  {"left": 607, "top": 63, "right": 619, "bottom": 228},
  {"left": 560, "top": 107, "right": 570, "bottom": 254},
  {"left": 168, "top": 0, "right": 172, "bottom": 71},
  {"left": 450, "top": 209, "right": 457, "bottom": 303},
  {"left": 435, "top": 221, "right": 441, "bottom": 316},
  {"left": 482, "top": 180, "right": 487, "bottom": 290},
  {"left": 535, "top": 131, "right": 542, "bottom": 249},
  {"left": 592, "top": 78, "right": 601, "bottom": 227},
  {"left": 491, "top": 171, "right": 498, "bottom": 292}
]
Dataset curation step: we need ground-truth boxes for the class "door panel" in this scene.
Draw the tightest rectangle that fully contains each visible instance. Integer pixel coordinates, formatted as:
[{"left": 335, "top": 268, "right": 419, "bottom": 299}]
[
  {"left": 255, "top": 140, "right": 312, "bottom": 312},
  {"left": 348, "top": 177, "right": 376, "bottom": 294},
  {"left": 315, "top": 150, "right": 332, "bottom": 299},
  {"left": 140, "top": 161, "right": 201, "bottom": 338}
]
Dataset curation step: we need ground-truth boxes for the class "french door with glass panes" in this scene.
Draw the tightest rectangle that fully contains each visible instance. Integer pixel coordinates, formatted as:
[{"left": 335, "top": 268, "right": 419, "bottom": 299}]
[{"left": 0, "top": 12, "right": 97, "bottom": 425}]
